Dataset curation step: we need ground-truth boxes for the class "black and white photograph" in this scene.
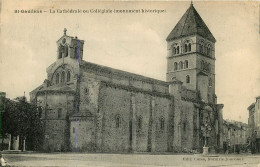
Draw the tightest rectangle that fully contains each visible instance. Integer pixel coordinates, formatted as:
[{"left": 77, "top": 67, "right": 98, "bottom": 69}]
[{"left": 0, "top": 0, "right": 259, "bottom": 166}]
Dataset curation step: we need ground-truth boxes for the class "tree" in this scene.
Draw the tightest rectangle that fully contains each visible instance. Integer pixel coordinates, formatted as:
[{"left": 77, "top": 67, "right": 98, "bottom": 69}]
[{"left": 1, "top": 97, "right": 44, "bottom": 151}]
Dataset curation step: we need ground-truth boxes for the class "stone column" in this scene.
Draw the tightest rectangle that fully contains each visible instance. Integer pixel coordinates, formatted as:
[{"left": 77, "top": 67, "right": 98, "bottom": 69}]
[
  {"left": 151, "top": 97, "right": 156, "bottom": 152},
  {"left": 131, "top": 95, "right": 137, "bottom": 152},
  {"left": 13, "top": 135, "right": 19, "bottom": 150},
  {"left": 8, "top": 134, "right": 11, "bottom": 150}
]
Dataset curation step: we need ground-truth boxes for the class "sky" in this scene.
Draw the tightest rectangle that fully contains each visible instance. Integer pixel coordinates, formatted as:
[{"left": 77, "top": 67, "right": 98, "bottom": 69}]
[{"left": 0, "top": 0, "right": 259, "bottom": 123}]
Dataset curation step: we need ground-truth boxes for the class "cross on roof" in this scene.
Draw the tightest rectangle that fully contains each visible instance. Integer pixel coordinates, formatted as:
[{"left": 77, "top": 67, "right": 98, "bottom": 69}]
[{"left": 64, "top": 28, "right": 67, "bottom": 35}]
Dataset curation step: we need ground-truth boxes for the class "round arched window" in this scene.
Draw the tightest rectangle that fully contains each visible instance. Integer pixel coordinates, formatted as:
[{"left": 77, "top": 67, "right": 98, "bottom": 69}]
[
  {"left": 56, "top": 73, "right": 60, "bottom": 84},
  {"left": 67, "top": 71, "right": 71, "bottom": 82},
  {"left": 61, "top": 71, "right": 65, "bottom": 83},
  {"left": 186, "top": 75, "right": 190, "bottom": 83},
  {"left": 179, "top": 61, "right": 184, "bottom": 69},
  {"left": 184, "top": 60, "right": 189, "bottom": 69},
  {"left": 174, "top": 62, "right": 178, "bottom": 71}
]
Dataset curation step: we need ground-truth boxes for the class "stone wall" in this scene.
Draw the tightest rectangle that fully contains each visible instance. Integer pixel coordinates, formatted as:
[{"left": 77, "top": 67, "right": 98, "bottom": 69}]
[
  {"left": 181, "top": 101, "right": 195, "bottom": 149},
  {"left": 98, "top": 86, "right": 132, "bottom": 152},
  {"left": 97, "top": 84, "right": 171, "bottom": 152},
  {"left": 35, "top": 92, "right": 75, "bottom": 151},
  {"left": 70, "top": 117, "right": 95, "bottom": 151}
]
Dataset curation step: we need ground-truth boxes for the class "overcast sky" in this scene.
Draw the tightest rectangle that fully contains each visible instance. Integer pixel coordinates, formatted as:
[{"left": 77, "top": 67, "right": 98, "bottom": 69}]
[{"left": 0, "top": 0, "right": 259, "bottom": 123}]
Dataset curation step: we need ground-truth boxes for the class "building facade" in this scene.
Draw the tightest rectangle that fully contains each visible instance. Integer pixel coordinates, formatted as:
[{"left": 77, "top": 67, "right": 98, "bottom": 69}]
[
  {"left": 30, "top": 4, "right": 224, "bottom": 153},
  {"left": 248, "top": 96, "right": 260, "bottom": 153},
  {"left": 223, "top": 120, "right": 249, "bottom": 153}
]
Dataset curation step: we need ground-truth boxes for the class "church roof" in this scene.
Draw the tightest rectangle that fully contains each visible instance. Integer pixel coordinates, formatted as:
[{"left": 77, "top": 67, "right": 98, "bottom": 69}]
[
  {"left": 166, "top": 4, "right": 216, "bottom": 42},
  {"left": 80, "top": 60, "right": 169, "bottom": 86}
]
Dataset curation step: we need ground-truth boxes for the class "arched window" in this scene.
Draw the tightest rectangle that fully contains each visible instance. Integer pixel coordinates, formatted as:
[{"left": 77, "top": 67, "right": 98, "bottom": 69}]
[
  {"left": 67, "top": 71, "right": 71, "bottom": 82},
  {"left": 173, "top": 48, "right": 176, "bottom": 55},
  {"left": 199, "top": 40, "right": 204, "bottom": 53},
  {"left": 115, "top": 115, "right": 121, "bottom": 128},
  {"left": 179, "top": 61, "right": 184, "bottom": 69},
  {"left": 160, "top": 117, "right": 165, "bottom": 130},
  {"left": 64, "top": 46, "right": 68, "bottom": 57},
  {"left": 172, "top": 43, "right": 180, "bottom": 55},
  {"left": 138, "top": 116, "right": 142, "bottom": 130},
  {"left": 186, "top": 75, "right": 190, "bottom": 83},
  {"left": 56, "top": 73, "right": 60, "bottom": 84},
  {"left": 61, "top": 71, "right": 65, "bottom": 83},
  {"left": 184, "top": 60, "right": 189, "bottom": 69},
  {"left": 188, "top": 43, "right": 191, "bottom": 52},
  {"left": 208, "top": 63, "right": 211, "bottom": 72},
  {"left": 58, "top": 45, "right": 63, "bottom": 59},
  {"left": 184, "top": 40, "right": 191, "bottom": 53},
  {"left": 209, "top": 78, "right": 213, "bottom": 87},
  {"left": 207, "top": 44, "right": 211, "bottom": 56},
  {"left": 174, "top": 62, "right": 178, "bottom": 71}
]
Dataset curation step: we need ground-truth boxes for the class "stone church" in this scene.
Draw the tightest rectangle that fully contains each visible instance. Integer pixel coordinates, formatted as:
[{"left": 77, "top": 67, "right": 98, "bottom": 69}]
[{"left": 30, "top": 4, "right": 224, "bottom": 153}]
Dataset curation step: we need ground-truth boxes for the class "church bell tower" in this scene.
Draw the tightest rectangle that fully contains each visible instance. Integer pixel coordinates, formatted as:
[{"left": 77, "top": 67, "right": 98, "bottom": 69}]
[
  {"left": 56, "top": 28, "right": 84, "bottom": 61},
  {"left": 166, "top": 3, "right": 216, "bottom": 104}
]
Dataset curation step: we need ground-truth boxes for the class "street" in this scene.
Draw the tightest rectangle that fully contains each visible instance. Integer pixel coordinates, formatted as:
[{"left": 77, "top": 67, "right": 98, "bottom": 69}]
[{"left": 2, "top": 153, "right": 260, "bottom": 167}]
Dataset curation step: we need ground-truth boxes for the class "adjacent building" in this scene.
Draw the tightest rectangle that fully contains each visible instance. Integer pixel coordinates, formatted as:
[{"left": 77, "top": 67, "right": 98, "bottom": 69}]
[
  {"left": 248, "top": 96, "right": 260, "bottom": 153},
  {"left": 223, "top": 120, "right": 249, "bottom": 153},
  {"left": 30, "top": 4, "right": 224, "bottom": 153}
]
